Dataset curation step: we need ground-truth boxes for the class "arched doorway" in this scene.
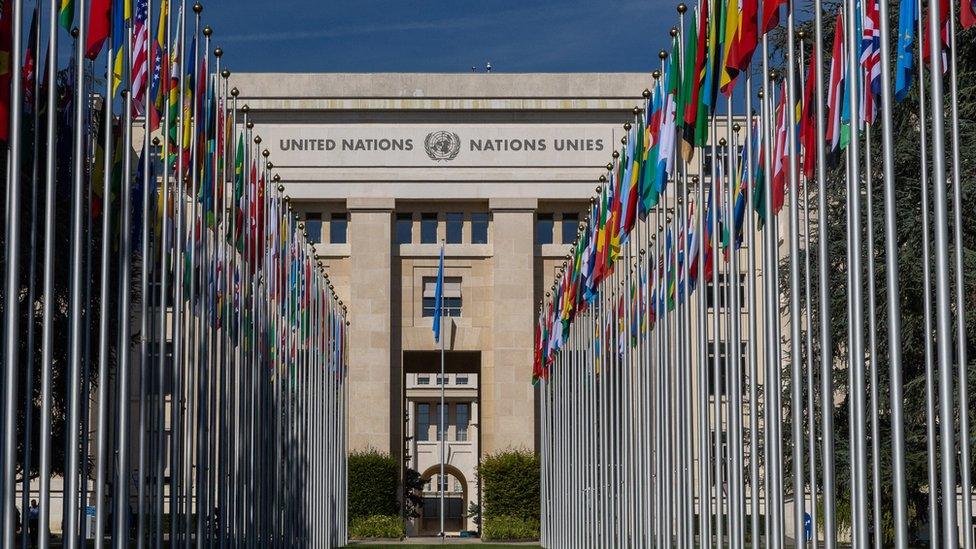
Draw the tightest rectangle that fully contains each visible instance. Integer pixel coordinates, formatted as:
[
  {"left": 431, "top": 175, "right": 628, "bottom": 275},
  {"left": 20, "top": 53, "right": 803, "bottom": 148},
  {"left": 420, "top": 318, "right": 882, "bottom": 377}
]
[{"left": 418, "top": 464, "right": 468, "bottom": 535}]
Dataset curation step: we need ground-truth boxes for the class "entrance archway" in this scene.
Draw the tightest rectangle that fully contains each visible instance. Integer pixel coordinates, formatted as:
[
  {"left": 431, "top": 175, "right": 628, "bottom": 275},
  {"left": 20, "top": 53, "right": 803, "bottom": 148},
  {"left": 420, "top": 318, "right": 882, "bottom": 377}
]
[{"left": 418, "top": 464, "right": 468, "bottom": 535}]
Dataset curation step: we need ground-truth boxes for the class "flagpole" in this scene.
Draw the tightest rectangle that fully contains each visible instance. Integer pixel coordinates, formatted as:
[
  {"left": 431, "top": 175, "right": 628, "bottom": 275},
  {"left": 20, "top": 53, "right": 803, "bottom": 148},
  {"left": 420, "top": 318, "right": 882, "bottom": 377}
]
[
  {"left": 811, "top": 0, "right": 836, "bottom": 542},
  {"left": 0, "top": 0, "right": 26, "bottom": 543},
  {"left": 438, "top": 240, "right": 446, "bottom": 542},
  {"left": 865, "top": 125, "right": 883, "bottom": 549},
  {"left": 37, "top": 0, "right": 62, "bottom": 544},
  {"left": 743, "top": 80, "right": 760, "bottom": 549},
  {"left": 912, "top": 5, "right": 940, "bottom": 540},
  {"left": 945, "top": 3, "right": 973, "bottom": 546}
]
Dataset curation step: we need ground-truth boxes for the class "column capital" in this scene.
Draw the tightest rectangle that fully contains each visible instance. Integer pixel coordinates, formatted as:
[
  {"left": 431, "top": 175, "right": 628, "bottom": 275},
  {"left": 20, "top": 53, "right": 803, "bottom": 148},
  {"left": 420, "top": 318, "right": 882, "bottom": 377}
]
[{"left": 488, "top": 197, "right": 538, "bottom": 211}]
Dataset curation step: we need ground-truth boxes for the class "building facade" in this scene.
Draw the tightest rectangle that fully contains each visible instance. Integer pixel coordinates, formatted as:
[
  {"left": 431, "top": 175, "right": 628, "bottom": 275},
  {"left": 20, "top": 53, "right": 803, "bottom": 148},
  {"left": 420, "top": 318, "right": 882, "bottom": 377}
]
[{"left": 229, "top": 72, "right": 648, "bottom": 533}]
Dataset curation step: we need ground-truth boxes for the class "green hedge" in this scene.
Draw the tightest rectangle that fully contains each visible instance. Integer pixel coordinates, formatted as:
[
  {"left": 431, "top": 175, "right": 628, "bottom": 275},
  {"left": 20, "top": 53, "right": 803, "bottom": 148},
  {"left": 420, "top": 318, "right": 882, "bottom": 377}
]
[
  {"left": 482, "top": 514, "right": 541, "bottom": 541},
  {"left": 348, "top": 449, "right": 399, "bottom": 520},
  {"left": 349, "top": 514, "right": 405, "bottom": 539},
  {"left": 479, "top": 449, "right": 540, "bottom": 540}
]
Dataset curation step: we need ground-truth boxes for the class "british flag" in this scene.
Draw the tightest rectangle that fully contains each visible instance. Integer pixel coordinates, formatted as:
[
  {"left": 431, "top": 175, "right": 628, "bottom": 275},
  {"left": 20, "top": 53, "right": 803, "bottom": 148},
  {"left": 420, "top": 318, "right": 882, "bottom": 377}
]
[
  {"left": 131, "top": 0, "right": 150, "bottom": 114},
  {"left": 860, "top": 0, "right": 882, "bottom": 125}
]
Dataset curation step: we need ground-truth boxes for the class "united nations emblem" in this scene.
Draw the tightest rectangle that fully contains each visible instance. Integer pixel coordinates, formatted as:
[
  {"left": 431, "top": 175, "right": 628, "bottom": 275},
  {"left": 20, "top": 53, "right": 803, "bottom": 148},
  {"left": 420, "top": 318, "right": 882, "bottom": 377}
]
[{"left": 424, "top": 131, "right": 461, "bottom": 161}]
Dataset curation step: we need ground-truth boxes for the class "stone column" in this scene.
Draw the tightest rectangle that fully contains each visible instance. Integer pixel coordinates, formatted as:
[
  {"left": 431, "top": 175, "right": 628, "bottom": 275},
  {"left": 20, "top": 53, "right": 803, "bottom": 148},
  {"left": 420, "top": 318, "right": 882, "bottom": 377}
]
[
  {"left": 346, "top": 197, "right": 394, "bottom": 453},
  {"left": 484, "top": 198, "right": 537, "bottom": 454}
]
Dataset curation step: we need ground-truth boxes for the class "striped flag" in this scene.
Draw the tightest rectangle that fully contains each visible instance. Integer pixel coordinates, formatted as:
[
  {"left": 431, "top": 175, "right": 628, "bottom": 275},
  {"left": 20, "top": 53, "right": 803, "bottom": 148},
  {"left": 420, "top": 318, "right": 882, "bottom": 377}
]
[
  {"left": 860, "top": 0, "right": 881, "bottom": 125},
  {"left": 131, "top": 0, "right": 150, "bottom": 113},
  {"left": 826, "top": 13, "right": 845, "bottom": 162}
]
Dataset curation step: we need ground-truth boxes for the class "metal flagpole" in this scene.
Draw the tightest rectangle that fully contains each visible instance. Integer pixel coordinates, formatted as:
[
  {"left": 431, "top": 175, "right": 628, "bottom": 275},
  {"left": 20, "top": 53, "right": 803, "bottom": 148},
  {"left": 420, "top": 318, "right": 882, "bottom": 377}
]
[
  {"left": 93, "top": 34, "right": 117, "bottom": 549},
  {"left": 811, "top": 0, "right": 836, "bottom": 542},
  {"left": 913, "top": 8, "right": 940, "bottom": 541},
  {"left": 744, "top": 82, "right": 760, "bottom": 549},
  {"left": 865, "top": 125, "right": 883, "bottom": 549},
  {"left": 875, "top": 0, "right": 910, "bottom": 539},
  {"left": 439, "top": 241, "right": 446, "bottom": 542},
  {"left": 114, "top": 17, "right": 138, "bottom": 543},
  {"left": 66, "top": 4, "right": 89, "bottom": 548},
  {"left": 1, "top": 0, "right": 25, "bottom": 543},
  {"left": 945, "top": 3, "right": 973, "bottom": 546},
  {"left": 925, "top": 0, "right": 959, "bottom": 539},
  {"left": 38, "top": 0, "right": 61, "bottom": 544}
]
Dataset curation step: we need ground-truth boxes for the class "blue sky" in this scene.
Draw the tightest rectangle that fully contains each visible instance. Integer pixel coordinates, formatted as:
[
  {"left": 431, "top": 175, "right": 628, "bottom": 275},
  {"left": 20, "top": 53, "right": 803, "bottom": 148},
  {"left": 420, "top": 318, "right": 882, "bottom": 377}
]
[{"left": 207, "top": 0, "right": 677, "bottom": 73}]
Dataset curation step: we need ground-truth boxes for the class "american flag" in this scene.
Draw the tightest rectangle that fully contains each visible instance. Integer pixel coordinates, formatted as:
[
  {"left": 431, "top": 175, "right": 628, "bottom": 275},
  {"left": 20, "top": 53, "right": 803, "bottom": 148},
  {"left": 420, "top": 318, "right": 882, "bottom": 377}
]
[{"left": 131, "top": 0, "right": 150, "bottom": 114}]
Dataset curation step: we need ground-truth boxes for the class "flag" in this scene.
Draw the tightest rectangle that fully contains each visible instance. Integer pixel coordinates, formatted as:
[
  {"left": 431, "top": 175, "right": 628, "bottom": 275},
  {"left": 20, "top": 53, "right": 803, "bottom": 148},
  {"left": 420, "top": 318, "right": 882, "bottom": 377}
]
[
  {"left": 762, "top": 0, "right": 787, "bottom": 33},
  {"left": 0, "top": 1, "right": 13, "bottom": 142},
  {"left": 641, "top": 79, "right": 663, "bottom": 212},
  {"left": 656, "top": 42, "right": 678, "bottom": 196},
  {"left": 771, "top": 82, "right": 788, "bottom": 215},
  {"left": 826, "top": 14, "right": 845, "bottom": 162},
  {"left": 87, "top": 0, "right": 112, "bottom": 59},
  {"left": 799, "top": 47, "right": 819, "bottom": 180},
  {"left": 59, "top": 0, "right": 75, "bottom": 30},
  {"left": 23, "top": 8, "right": 38, "bottom": 110},
  {"left": 680, "top": 11, "right": 702, "bottom": 161},
  {"left": 131, "top": 0, "right": 150, "bottom": 112},
  {"left": 704, "top": 0, "right": 726, "bottom": 109},
  {"left": 110, "top": 0, "right": 128, "bottom": 94},
  {"left": 148, "top": 0, "right": 167, "bottom": 130},
  {"left": 729, "top": 0, "right": 759, "bottom": 80},
  {"left": 433, "top": 244, "right": 445, "bottom": 344},
  {"left": 921, "top": 0, "right": 949, "bottom": 73},
  {"left": 719, "top": 0, "right": 741, "bottom": 95},
  {"left": 964, "top": 0, "right": 976, "bottom": 27},
  {"left": 895, "top": 0, "right": 917, "bottom": 101},
  {"left": 860, "top": 0, "right": 882, "bottom": 125}
]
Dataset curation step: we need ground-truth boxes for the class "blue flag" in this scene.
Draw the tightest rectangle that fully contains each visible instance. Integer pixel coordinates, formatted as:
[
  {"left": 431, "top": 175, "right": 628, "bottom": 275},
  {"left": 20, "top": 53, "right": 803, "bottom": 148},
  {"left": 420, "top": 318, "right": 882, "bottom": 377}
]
[
  {"left": 894, "top": 0, "right": 917, "bottom": 101},
  {"left": 433, "top": 245, "right": 444, "bottom": 344}
]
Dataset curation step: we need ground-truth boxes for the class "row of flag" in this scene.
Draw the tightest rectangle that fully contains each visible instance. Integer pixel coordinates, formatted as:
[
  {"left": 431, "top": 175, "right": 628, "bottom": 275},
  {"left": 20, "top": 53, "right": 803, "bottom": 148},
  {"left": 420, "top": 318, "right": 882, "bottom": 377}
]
[
  {"left": 0, "top": 0, "right": 350, "bottom": 547},
  {"left": 538, "top": 0, "right": 973, "bottom": 545}
]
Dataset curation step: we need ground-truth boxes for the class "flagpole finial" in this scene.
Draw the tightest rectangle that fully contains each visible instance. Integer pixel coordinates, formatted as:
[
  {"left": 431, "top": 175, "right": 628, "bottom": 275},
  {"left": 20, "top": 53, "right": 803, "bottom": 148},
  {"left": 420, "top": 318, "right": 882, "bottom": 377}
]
[
  {"left": 659, "top": 50, "right": 668, "bottom": 60},
  {"left": 612, "top": 150, "right": 619, "bottom": 159},
  {"left": 254, "top": 135, "right": 261, "bottom": 144},
  {"left": 642, "top": 89, "right": 651, "bottom": 98},
  {"left": 203, "top": 26, "right": 212, "bottom": 37},
  {"left": 222, "top": 69, "right": 230, "bottom": 79},
  {"left": 193, "top": 2, "right": 203, "bottom": 14},
  {"left": 71, "top": 27, "right": 79, "bottom": 38},
  {"left": 605, "top": 163, "right": 614, "bottom": 172},
  {"left": 231, "top": 88, "right": 239, "bottom": 97},
  {"left": 769, "top": 69, "right": 779, "bottom": 81},
  {"left": 214, "top": 46, "right": 223, "bottom": 58},
  {"left": 640, "top": 249, "right": 646, "bottom": 256},
  {"left": 153, "top": 137, "right": 160, "bottom": 146},
  {"left": 242, "top": 104, "right": 250, "bottom": 113},
  {"left": 797, "top": 29, "right": 807, "bottom": 41},
  {"left": 633, "top": 106, "right": 642, "bottom": 115},
  {"left": 262, "top": 149, "right": 269, "bottom": 158},
  {"left": 266, "top": 162, "right": 273, "bottom": 170},
  {"left": 692, "top": 176, "right": 699, "bottom": 184},
  {"left": 623, "top": 122, "right": 632, "bottom": 131},
  {"left": 246, "top": 121, "right": 254, "bottom": 129},
  {"left": 273, "top": 174, "right": 281, "bottom": 182},
  {"left": 733, "top": 123, "right": 741, "bottom": 133},
  {"left": 677, "top": 3, "right": 687, "bottom": 13},
  {"left": 719, "top": 138, "right": 727, "bottom": 147},
  {"left": 757, "top": 88, "right": 764, "bottom": 99},
  {"left": 670, "top": 27, "right": 678, "bottom": 37},
  {"left": 277, "top": 184, "right": 285, "bottom": 193}
]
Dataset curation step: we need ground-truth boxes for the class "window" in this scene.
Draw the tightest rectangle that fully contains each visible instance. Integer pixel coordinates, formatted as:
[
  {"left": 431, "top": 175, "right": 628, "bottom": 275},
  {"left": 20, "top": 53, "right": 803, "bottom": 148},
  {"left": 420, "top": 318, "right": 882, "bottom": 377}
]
[
  {"left": 422, "top": 276, "right": 462, "bottom": 317},
  {"left": 416, "top": 403, "right": 430, "bottom": 442},
  {"left": 147, "top": 342, "right": 174, "bottom": 395},
  {"left": 705, "top": 273, "right": 747, "bottom": 310},
  {"left": 305, "top": 212, "right": 322, "bottom": 243},
  {"left": 421, "top": 213, "right": 438, "bottom": 244},
  {"left": 436, "top": 404, "right": 446, "bottom": 441},
  {"left": 454, "top": 478, "right": 463, "bottom": 493},
  {"left": 706, "top": 342, "right": 748, "bottom": 396},
  {"left": 456, "top": 403, "right": 469, "bottom": 442},
  {"left": 471, "top": 212, "right": 488, "bottom": 244},
  {"left": 396, "top": 213, "right": 413, "bottom": 245},
  {"left": 436, "top": 375, "right": 446, "bottom": 385},
  {"left": 417, "top": 375, "right": 430, "bottom": 385},
  {"left": 455, "top": 375, "right": 468, "bottom": 386},
  {"left": 536, "top": 213, "right": 554, "bottom": 245},
  {"left": 561, "top": 213, "right": 579, "bottom": 245},
  {"left": 446, "top": 212, "right": 463, "bottom": 244},
  {"left": 329, "top": 213, "right": 348, "bottom": 244}
]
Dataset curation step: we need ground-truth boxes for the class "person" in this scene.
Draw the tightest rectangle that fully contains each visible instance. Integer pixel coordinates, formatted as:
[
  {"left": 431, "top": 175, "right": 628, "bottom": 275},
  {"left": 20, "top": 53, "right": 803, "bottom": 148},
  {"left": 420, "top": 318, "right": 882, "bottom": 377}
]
[{"left": 28, "top": 500, "right": 39, "bottom": 548}]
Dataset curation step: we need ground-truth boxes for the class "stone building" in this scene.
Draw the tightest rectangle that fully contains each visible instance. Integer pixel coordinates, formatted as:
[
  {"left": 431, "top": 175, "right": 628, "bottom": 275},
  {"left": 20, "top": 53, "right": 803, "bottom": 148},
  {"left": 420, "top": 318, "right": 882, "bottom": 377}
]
[{"left": 230, "top": 72, "right": 649, "bottom": 534}]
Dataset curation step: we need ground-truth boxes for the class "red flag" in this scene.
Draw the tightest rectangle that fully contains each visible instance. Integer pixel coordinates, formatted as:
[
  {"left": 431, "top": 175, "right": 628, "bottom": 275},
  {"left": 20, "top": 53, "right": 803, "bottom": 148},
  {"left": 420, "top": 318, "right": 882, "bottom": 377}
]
[
  {"left": 963, "top": 0, "right": 976, "bottom": 28},
  {"left": 0, "top": 4, "right": 13, "bottom": 142},
  {"left": 771, "top": 82, "right": 788, "bottom": 215},
  {"left": 762, "top": 0, "right": 787, "bottom": 34},
  {"left": 799, "top": 47, "right": 818, "bottom": 180},
  {"left": 730, "top": 0, "right": 759, "bottom": 75},
  {"left": 86, "top": 0, "right": 112, "bottom": 59},
  {"left": 922, "top": 0, "right": 950, "bottom": 72}
]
